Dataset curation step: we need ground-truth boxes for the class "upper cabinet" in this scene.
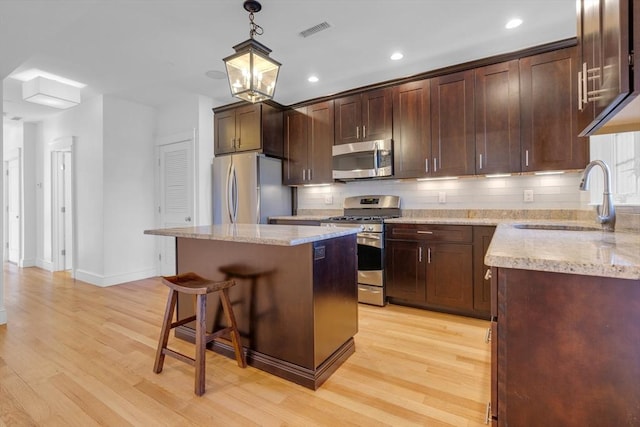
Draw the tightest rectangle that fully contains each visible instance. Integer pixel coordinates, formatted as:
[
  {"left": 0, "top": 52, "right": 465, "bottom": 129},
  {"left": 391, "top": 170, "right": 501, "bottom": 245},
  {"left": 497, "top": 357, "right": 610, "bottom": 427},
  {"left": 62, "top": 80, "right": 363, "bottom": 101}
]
[
  {"left": 392, "top": 80, "right": 431, "bottom": 179},
  {"left": 577, "top": 0, "right": 637, "bottom": 135},
  {"left": 214, "top": 103, "right": 283, "bottom": 157},
  {"left": 431, "top": 70, "right": 476, "bottom": 177},
  {"left": 334, "top": 88, "right": 392, "bottom": 145},
  {"left": 283, "top": 101, "right": 334, "bottom": 185},
  {"left": 520, "top": 47, "right": 588, "bottom": 171},
  {"left": 475, "top": 60, "right": 521, "bottom": 174}
]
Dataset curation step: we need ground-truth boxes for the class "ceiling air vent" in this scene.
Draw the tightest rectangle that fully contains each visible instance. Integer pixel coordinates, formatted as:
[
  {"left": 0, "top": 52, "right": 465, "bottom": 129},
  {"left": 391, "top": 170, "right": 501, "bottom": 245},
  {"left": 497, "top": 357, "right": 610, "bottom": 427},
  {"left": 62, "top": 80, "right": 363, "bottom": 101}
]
[{"left": 298, "top": 21, "right": 331, "bottom": 38}]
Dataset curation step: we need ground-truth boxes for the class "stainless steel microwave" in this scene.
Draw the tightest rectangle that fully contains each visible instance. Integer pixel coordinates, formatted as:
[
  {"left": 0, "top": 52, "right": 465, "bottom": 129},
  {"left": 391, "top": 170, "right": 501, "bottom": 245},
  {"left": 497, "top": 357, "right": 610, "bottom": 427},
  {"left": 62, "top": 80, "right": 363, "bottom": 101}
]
[{"left": 332, "top": 139, "right": 393, "bottom": 179}]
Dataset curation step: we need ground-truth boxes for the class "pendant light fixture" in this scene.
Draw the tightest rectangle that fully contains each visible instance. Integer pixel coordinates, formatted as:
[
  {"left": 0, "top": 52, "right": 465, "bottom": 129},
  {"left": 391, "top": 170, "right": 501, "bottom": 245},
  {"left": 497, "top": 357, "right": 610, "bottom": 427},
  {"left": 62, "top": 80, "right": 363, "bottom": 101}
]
[{"left": 223, "top": 0, "right": 281, "bottom": 103}]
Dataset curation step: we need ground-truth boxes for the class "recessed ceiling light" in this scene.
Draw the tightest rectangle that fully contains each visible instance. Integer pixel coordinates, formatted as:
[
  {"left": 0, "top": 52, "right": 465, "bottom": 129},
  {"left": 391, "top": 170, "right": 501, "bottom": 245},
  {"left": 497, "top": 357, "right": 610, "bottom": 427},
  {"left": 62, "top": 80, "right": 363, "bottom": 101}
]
[
  {"left": 505, "top": 18, "right": 523, "bottom": 29},
  {"left": 308, "top": 75, "right": 319, "bottom": 83},
  {"left": 390, "top": 52, "right": 404, "bottom": 61}
]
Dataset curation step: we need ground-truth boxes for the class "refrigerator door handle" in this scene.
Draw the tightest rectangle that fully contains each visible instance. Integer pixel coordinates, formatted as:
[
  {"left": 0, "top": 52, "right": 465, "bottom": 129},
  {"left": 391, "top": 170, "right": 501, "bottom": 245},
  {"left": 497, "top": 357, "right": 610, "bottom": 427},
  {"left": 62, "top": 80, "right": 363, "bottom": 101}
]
[
  {"left": 226, "top": 162, "right": 234, "bottom": 223},
  {"left": 231, "top": 163, "right": 239, "bottom": 223}
]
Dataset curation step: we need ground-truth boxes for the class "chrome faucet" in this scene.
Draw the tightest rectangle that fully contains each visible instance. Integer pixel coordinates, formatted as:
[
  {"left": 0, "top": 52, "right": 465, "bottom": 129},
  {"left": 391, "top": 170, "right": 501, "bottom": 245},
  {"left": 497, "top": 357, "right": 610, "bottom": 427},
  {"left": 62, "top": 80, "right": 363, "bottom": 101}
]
[{"left": 579, "top": 160, "right": 616, "bottom": 232}]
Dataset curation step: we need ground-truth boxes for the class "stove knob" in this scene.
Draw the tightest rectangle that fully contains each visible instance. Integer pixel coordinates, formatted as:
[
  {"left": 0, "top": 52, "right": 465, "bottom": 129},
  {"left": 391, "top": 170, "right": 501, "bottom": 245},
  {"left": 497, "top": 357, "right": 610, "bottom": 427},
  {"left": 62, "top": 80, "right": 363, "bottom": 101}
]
[{"left": 367, "top": 226, "right": 374, "bottom": 231}]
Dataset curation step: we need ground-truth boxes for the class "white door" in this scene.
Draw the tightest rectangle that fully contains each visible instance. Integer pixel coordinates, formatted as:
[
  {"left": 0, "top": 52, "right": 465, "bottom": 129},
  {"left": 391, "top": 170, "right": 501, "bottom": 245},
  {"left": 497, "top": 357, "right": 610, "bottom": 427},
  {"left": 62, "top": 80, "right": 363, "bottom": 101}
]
[
  {"left": 6, "top": 157, "right": 21, "bottom": 264},
  {"left": 158, "top": 140, "right": 194, "bottom": 276},
  {"left": 53, "top": 151, "right": 73, "bottom": 271}
]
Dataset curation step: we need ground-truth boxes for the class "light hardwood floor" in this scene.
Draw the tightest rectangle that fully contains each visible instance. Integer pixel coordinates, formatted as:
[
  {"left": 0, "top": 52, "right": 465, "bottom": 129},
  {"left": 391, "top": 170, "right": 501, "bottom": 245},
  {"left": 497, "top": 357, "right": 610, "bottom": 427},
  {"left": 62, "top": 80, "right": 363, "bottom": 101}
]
[{"left": 0, "top": 264, "right": 490, "bottom": 426}]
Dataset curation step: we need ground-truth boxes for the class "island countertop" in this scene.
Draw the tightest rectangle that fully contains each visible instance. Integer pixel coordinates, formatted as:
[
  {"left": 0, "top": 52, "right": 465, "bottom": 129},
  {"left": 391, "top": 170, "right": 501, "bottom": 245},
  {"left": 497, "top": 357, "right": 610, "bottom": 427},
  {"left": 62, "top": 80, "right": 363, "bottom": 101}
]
[
  {"left": 485, "top": 222, "right": 640, "bottom": 280},
  {"left": 144, "top": 223, "right": 361, "bottom": 246}
]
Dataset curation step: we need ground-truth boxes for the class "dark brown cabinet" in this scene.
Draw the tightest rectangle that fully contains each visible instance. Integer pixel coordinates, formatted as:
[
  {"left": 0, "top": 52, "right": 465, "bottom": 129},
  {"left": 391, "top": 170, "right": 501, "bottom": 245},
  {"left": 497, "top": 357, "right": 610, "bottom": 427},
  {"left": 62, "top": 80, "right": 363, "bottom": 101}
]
[
  {"left": 283, "top": 101, "right": 334, "bottom": 185},
  {"left": 214, "top": 103, "right": 283, "bottom": 157},
  {"left": 334, "top": 88, "right": 392, "bottom": 145},
  {"left": 392, "top": 80, "right": 431, "bottom": 179},
  {"left": 386, "top": 224, "right": 483, "bottom": 317},
  {"left": 520, "top": 47, "right": 588, "bottom": 172},
  {"left": 431, "top": 70, "right": 476, "bottom": 177},
  {"left": 475, "top": 61, "right": 521, "bottom": 174},
  {"left": 491, "top": 267, "right": 640, "bottom": 425},
  {"left": 472, "top": 226, "right": 494, "bottom": 315},
  {"left": 577, "top": 0, "right": 635, "bottom": 135}
]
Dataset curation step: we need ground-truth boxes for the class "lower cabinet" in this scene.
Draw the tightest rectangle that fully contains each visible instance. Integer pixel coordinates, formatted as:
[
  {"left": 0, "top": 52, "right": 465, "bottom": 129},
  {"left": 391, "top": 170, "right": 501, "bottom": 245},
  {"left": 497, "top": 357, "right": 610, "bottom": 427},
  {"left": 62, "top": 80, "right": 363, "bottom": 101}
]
[
  {"left": 491, "top": 267, "right": 640, "bottom": 425},
  {"left": 385, "top": 223, "right": 492, "bottom": 318}
]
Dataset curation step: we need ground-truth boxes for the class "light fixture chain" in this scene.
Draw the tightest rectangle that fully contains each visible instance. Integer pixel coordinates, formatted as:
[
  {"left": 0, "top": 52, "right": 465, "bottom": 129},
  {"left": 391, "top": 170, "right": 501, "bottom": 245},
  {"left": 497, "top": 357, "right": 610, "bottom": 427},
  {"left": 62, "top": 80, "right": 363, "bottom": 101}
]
[{"left": 248, "top": 12, "right": 264, "bottom": 39}]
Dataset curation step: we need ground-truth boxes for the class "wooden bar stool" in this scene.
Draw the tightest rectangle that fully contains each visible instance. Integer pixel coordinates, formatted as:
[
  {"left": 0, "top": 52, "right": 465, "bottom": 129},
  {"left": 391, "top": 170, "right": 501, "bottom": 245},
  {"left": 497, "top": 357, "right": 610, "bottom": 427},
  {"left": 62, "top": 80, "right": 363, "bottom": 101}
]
[{"left": 153, "top": 272, "right": 246, "bottom": 396}]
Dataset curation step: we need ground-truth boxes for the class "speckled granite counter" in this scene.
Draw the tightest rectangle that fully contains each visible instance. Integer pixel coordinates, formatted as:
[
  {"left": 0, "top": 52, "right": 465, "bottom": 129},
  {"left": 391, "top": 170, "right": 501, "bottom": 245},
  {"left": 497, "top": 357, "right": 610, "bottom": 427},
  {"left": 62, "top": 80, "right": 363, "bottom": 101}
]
[
  {"left": 144, "top": 223, "right": 361, "bottom": 246},
  {"left": 485, "top": 223, "right": 640, "bottom": 279}
]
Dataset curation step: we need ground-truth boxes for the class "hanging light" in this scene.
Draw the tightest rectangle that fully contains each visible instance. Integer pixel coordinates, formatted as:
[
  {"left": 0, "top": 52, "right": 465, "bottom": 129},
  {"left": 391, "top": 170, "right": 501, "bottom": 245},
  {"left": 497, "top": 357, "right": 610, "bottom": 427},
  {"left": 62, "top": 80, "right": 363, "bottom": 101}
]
[{"left": 223, "top": 0, "right": 281, "bottom": 103}]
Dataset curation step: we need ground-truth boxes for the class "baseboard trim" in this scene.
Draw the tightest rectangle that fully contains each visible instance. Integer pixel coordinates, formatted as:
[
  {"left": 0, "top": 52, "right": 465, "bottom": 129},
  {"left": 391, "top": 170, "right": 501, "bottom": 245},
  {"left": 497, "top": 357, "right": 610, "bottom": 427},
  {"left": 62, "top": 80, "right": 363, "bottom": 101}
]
[
  {"left": 36, "top": 259, "right": 54, "bottom": 271},
  {"left": 75, "top": 268, "right": 157, "bottom": 287},
  {"left": 19, "top": 258, "right": 36, "bottom": 268}
]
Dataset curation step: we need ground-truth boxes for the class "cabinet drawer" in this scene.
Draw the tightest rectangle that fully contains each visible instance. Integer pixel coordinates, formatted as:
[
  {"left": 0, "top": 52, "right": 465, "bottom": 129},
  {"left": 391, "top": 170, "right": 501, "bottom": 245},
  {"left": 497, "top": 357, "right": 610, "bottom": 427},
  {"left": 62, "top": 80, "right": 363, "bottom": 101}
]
[{"left": 386, "top": 224, "right": 472, "bottom": 243}]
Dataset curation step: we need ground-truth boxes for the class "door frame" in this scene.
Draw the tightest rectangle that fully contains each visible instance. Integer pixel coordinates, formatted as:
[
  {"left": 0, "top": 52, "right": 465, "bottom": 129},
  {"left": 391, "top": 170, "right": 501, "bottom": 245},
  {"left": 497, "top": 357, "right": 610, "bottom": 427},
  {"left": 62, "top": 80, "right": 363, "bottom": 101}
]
[
  {"left": 50, "top": 136, "right": 76, "bottom": 275},
  {"left": 154, "top": 129, "right": 197, "bottom": 275},
  {"left": 4, "top": 148, "right": 21, "bottom": 264}
]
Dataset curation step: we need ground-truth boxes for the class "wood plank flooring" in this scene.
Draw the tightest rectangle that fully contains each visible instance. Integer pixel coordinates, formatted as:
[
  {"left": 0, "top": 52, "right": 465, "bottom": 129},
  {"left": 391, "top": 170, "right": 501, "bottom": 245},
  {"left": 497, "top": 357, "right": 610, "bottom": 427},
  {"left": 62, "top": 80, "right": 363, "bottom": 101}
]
[{"left": 0, "top": 264, "right": 490, "bottom": 426}]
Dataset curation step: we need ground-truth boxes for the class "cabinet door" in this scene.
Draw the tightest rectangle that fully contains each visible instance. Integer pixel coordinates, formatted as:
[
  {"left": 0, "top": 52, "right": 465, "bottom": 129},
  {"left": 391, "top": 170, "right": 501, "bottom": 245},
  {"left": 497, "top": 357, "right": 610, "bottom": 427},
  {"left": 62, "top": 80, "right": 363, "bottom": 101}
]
[
  {"left": 577, "top": 0, "right": 600, "bottom": 133},
  {"left": 235, "top": 104, "right": 261, "bottom": 152},
  {"left": 425, "top": 243, "right": 473, "bottom": 311},
  {"left": 475, "top": 61, "right": 521, "bottom": 174},
  {"left": 214, "top": 109, "right": 236, "bottom": 155},
  {"left": 385, "top": 240, "right": 425, "bottom": 301},
  {"left": 307, "top": 101, "right": 334, "bottom": 184},
  {"left": 520, "top": 47, "right": 588, "bottom": 171},
  {"left": 334, "top": 94, "right": 362, "bottom": 145},
  {"left": 472, "top": 226, "right": 495, "bottom": 315},
  {"left": 431, "top": 70, "right": 476, "bottom": 177},
  {"left": 392, "top": 80, "right": 431, "bottom": 178},
  {"left": 283, "top": 108, "right": 308, "bottom": 185},
  {"left": 361, "top": 88, "right": 392, "bottom": 141}
]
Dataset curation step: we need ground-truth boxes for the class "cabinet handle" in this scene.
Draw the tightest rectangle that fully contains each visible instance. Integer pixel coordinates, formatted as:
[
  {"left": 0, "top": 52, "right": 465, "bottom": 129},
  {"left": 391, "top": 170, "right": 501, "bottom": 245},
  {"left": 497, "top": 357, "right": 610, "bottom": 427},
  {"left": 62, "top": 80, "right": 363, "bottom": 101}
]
[
  {"left": 525, "top": 150, "right": 529, "bottom": 167},
  {"left": 578, "top": 69, "right": 584, "bottom": 111},
  {"left": 237, "top": 137, "right": 241, "bottom": 148},
  {"left": 582, "top": 62, "right": 589, "bottom": 105},
  {"left": 417, "top": 230, "right": 433, "bottom": 234},
  {"left": 308, "top": 168, "right": 312, "bottom": 181},
  {"left": 356, "top": 126, "right": 359, "bottom": 139},
  {"left": 485, "top": 402, "right": 492, "bottom": 425},
  {"left": 427, "top": 247, "right": 432, "bottom": 264},
  {"left": 363, "top": 125, "right": 366, "bottom": 139},
  {"left": 433, "top": 158, "right": 437, "bottom": 173},
  {"left": 484, "top": 268, "right": 492, "bottom": 281},
  {"left": 425, "top": 158, "right": 429, "bottom": 173},
  {"left": 418, "top": 247, "right": 423, "bottom": 263},
  {"left": 302, "top": 169, "right": 306, "bottom": 181},
  {"left": 232, "top": 137, "right": 236, "bottom": 149},
  {"left": 479, "top": 154, "right": 483, "bottom": 170},
  {"left": 485, "top": 327, "right": 492, "bottom": 343}
]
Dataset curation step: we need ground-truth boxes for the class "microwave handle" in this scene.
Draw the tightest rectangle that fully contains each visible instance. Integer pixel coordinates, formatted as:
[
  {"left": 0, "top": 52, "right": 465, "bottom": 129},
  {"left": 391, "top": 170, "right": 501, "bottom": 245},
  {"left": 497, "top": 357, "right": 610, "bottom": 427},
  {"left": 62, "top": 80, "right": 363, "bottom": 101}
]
[{"left": 373, "top": 142, "right": 379, "bottom": 176}]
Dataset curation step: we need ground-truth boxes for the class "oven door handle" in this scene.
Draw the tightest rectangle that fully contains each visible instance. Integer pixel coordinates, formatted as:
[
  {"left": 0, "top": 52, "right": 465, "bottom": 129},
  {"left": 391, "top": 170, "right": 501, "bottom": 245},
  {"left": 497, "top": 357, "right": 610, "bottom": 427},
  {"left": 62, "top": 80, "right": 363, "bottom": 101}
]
[{"left": 357, "top": 232, "right": 383, "bottom": 248}]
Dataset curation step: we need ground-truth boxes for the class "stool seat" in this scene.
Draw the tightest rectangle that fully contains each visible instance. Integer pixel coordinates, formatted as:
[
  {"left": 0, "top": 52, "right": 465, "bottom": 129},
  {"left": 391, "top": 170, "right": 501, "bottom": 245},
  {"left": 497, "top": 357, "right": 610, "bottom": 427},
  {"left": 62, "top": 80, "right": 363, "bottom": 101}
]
[{"left": 153, "top": 272, "right": 246, "bottom": 396}]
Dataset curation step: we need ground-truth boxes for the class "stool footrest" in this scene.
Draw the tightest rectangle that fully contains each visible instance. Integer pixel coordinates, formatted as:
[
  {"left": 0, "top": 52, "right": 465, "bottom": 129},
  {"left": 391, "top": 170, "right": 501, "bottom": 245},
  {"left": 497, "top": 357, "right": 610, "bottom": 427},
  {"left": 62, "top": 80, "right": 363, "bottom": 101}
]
[
  {"left": 163, "top": 348, "right": 195, "bottom": 367},
  {"left": 205, "top": 327, "right": 233, "bottom": 343},
  {"left": 171, "top": 315, "right": 196, "bottom": 328}
]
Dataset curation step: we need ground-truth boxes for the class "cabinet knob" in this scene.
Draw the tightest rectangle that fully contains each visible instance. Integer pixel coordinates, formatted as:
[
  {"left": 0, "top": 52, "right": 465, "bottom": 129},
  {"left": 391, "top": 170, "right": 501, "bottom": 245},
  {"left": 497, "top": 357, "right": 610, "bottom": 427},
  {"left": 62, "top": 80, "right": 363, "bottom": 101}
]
[{"left": 484, "top": 268, "right": 492, "bottom": 281}]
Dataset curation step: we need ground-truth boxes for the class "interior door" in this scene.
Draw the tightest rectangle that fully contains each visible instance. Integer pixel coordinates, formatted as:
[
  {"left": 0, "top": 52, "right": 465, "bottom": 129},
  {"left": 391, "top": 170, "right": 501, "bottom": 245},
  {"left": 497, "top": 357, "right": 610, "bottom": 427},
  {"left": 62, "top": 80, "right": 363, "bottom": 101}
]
[
  {"left": 6, "top": 157, "right": 20, "bottom": 264},
  {"left": 158, "top": 140, "right": 194, "bottom": 276}
]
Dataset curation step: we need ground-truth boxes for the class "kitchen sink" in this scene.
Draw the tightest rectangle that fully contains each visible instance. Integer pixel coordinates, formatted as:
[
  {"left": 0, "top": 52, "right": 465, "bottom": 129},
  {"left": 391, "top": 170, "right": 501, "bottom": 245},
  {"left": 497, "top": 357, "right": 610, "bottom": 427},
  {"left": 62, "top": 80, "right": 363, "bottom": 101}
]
[{"left": 512, "top": 223, "right": 602, "bottom": 232}]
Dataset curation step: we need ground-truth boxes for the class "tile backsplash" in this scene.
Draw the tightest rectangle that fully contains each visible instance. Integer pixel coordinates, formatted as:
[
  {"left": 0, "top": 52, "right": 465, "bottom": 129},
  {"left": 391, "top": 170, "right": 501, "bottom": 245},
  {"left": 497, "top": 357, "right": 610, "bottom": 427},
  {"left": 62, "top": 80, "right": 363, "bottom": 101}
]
[{"left": 298, "top": 172, "right": 589, "bottom": 211}]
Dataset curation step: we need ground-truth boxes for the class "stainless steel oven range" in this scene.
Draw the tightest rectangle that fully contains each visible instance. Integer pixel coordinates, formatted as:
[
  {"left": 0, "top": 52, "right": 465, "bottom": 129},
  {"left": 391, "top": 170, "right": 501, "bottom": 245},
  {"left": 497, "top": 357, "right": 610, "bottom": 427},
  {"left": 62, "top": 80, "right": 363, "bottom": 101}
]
[{"left": 321, "top": 195, "right": 401, "bottom": 306}]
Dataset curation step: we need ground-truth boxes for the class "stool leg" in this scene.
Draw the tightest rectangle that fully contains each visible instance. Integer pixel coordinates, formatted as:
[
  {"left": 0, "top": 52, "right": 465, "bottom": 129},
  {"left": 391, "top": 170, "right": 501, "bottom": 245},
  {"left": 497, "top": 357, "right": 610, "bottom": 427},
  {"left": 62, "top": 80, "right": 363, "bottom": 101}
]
[
  {"left": 220, "top": 288, "right": 247, "bottom": 368},
  {"left": 154, "top": 288, "right": 177, "bottom": 374},
  {"left": 194, "top": 293, "right": 207, "bottom": 396}
]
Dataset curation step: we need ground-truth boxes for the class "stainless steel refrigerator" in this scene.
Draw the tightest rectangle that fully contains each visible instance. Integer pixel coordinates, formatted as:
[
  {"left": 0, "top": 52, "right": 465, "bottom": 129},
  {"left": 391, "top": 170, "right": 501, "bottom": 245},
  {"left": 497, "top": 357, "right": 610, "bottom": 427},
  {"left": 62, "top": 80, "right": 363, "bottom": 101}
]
[{"left": 212, "top": 152, "right": 291, "bottom": 224}]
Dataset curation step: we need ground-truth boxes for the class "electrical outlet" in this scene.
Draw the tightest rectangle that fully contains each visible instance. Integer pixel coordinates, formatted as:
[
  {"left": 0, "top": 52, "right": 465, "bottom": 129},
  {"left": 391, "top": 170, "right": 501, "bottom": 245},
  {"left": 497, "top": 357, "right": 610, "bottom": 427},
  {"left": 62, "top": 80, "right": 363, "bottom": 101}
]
[
  {"left": 524, "top": 189, "right": 534, "bottom": 202},
  {"left": 324, "top": 195, "right": 333, "bottom": 205},
  {"left": 438, "top": 191, "right": 446, "bottom": 204}
]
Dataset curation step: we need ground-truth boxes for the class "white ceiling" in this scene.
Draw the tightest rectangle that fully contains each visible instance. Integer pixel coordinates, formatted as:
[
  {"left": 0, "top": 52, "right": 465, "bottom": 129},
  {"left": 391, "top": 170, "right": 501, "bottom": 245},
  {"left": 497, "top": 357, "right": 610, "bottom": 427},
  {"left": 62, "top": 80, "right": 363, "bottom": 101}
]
[{"left": 1, "top": 0, "right": 577, "bottom": 123}]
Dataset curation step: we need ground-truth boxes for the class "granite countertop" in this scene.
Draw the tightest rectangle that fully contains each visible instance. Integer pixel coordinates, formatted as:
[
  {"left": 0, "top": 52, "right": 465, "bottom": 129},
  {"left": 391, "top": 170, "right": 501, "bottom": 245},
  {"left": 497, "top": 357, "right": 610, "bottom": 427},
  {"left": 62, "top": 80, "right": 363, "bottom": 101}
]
[
  {"left": 144, "top": 224, "right": 361, "bottom": 246},
  {"left": 485, "top": 222, "right": 640, "bottom": 280}
]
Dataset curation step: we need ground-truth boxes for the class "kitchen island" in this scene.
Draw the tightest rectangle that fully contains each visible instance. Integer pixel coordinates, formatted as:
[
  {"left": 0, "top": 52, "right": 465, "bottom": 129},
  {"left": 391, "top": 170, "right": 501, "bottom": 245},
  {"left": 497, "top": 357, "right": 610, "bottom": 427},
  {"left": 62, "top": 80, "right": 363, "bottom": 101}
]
[
  {"left": 485, "top": 223, "right": 640, "bottom": 425},
  {"left": 145, "top": 224, "right": 361, "bottom": 389}
]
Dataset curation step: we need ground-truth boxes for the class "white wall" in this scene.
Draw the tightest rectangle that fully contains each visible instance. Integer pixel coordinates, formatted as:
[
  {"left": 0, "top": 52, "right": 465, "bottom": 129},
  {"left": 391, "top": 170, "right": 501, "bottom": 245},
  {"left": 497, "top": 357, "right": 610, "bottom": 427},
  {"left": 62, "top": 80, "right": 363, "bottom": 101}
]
[
  {"left": 0, "top": 84, "right": 5, "bottom": 325},
  {"left": 298, "top": 172, "right": 589, "bottom": 211},
  {"left": 39, "top": 96, "right": 104, "bottom": 275},
  {"left": 22, "top": 123, "right": 37, "bottom": 266}
]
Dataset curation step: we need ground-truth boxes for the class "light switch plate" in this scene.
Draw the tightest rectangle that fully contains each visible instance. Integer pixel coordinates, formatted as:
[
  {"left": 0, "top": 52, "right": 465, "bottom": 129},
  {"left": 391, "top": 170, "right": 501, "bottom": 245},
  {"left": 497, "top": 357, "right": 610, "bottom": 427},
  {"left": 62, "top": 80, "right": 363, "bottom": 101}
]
[
  {"left": 324, "top": 195, "right": 333, "bottom": 205},
  {"left": 438, "top": 192, "right": 446, "bottom": 203}
]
